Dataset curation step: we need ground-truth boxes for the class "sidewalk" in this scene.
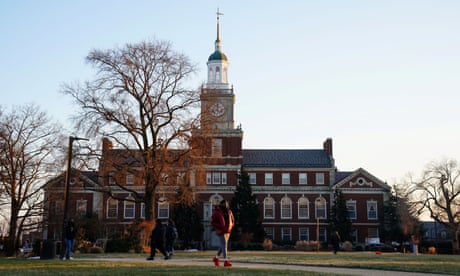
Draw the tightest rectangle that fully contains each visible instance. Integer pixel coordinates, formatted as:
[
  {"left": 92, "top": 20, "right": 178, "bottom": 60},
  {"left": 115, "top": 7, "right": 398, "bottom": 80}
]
[{"left": 84, "top": 256, "right": 449, "bottom": 276}]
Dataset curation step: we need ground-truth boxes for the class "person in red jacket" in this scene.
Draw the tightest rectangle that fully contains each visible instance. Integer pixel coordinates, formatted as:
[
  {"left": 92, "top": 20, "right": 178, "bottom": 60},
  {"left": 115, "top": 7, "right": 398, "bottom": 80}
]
[{"left": 211, "top": 199, "right": 235, "bottom": 267}]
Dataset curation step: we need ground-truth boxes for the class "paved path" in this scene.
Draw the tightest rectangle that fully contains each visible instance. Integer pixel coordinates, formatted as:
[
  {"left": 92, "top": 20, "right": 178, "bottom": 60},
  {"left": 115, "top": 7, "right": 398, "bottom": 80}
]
[{"left": 81, "top": 257, "right": 450, "bottom": 276}]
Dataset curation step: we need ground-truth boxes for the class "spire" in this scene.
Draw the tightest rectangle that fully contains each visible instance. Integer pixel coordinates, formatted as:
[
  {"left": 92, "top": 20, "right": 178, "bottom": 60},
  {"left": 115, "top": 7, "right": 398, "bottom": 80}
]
[{"left": 215, "top": 9, "right": 223, "bottom": 51}]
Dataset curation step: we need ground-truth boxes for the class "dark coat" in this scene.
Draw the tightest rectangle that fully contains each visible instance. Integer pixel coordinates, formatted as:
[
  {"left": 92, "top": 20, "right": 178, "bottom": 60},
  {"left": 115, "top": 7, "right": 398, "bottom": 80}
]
[
  {"left": 150, "top": 223, "right": 165, "bottom": 244},
  {"left": 65, "top": 221, "right": 76, "bottom": 240}
]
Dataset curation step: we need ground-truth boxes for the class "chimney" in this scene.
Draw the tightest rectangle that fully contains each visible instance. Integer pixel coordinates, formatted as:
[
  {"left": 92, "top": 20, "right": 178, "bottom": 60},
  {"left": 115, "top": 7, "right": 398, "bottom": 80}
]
[
  {"left": 102, "top": 137, "right": 113, "bottom": 153},
  {"left": 323, "top": 138, "right": 333, "bottom": 157}
]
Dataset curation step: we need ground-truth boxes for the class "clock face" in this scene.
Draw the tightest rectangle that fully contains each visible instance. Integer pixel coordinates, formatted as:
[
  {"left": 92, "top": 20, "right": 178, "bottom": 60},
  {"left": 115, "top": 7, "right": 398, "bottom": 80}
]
[{"left": 210, "top": 102, "right": 225, "bottom": 117}]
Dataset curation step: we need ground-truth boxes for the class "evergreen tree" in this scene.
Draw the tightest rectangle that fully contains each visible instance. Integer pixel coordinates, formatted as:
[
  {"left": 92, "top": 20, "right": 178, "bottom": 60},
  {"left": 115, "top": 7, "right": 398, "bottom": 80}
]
[
  {"left": 230, "top": 169, "right": 265, "bottom": 246},
  {"left": 172, "top": 188, "right": 203, "bottom": 249},
  {"left": 330, "top": 189, "right": 352, "bottom": 241}
]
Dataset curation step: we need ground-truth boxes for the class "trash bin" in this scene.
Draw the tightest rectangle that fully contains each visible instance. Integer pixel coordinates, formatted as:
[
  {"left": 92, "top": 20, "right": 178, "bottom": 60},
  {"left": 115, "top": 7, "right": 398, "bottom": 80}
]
[{"left": 40, "top": 240, "right": 55, "bottom": 259}]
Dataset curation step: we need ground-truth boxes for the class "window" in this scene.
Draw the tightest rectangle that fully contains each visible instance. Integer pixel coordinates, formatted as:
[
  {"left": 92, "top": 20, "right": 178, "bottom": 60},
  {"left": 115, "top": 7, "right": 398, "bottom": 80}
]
[
  {"left": 55, "top": 200, "right": 64, "bottom": 216},
  {"left": 264, "top": 227, "right": 274, "bottom": 240},
  {"left": 315, "top": 173, "right": 325, "bottom": 185},
  {"left": 298, "top": 197, "right": 309, "bottom": 219},
  {"left": 367, "top": 201, "right": 378, "bottom": 220},
  {"left": 249, "top": 173, "right": 256, "bottom": 185},
  {"left": 299, "top": 227, "right": 309, "bottom": 241},
  {"left": 124, "top": 200, "right": 135, "bottom": 219},
  {"left": 212, "top": 139, "right": 222, "bottom": 157},
  {"left": 109, "top": 172, "right": 115, "bottom": 185},
  {"left": 299, "top": 173, "right": 307, "bottom": 185},
  {"left": 351, "top": 229, "right": 358, "bottom": 243},
  {"left": 282, "top": 173, "right": 290, "bottom": 185},
  {"left": 107, "top": 198, "right": 118, "bottom": 218},
  {"left": 207, "top": 172, "right": 227, "bottom": 184},
  {"left": 76, "top": 200, "right": 87, "bottom": 216},
  {"left": 140, "top": 203, "right": 145, "bottom": 219},
  {"left": 347, "top": 200, "right": 357, "bottom": 219},
  {"left": 265, "top": 173, "right": 273, "bottom": 185},
  {"left": 281, "top": 227, "right": 292, "bottom": 241},
  {"left": 158, "top": 199, "right": 169, "bottom": 219},
  {"left": 315, "top": 198, "right": 326, "bottom": 219},
  {"left": 126, "top": 173, "right": 134, "bottom": 185},
  {"left": 264, "top": 197, "right": 275, "bottom": 218},
  {"left": 319, "top": 228, "right": 327, "bottom": 242},
  {"left": 280, "top": 197, "right": 292, "bottom": 219},
  {"left": 212, "top": 172, "right": 221, "bottom": 184}
]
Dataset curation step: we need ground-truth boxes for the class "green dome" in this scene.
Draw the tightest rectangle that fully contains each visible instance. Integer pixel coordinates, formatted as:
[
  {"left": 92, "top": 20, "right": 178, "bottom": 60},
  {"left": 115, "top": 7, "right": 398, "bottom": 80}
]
[{"left": 208, "top": 50, "right": 228, "bottom": 61}]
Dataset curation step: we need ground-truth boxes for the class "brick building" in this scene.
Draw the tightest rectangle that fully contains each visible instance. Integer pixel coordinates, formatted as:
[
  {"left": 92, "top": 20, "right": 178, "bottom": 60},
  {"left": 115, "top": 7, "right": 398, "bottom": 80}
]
[{"left": 44, "top": 16, "right": 391, "bottom": 247}]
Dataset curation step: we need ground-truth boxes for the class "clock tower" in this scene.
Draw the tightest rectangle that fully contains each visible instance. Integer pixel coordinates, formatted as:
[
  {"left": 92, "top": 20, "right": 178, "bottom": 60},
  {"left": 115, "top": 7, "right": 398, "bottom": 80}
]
[{"left": 199, "top": 11, "right": 243, "bottom": 168}]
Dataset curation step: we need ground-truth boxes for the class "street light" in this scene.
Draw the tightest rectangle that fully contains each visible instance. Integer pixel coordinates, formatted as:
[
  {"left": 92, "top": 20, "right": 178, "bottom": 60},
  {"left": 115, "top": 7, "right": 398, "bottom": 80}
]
[
  {"left": 60, "top": 136, "right": 88, "bottom": 259},
  {"left": 315, "top": 198, "right": 322, "bottom": 253}
]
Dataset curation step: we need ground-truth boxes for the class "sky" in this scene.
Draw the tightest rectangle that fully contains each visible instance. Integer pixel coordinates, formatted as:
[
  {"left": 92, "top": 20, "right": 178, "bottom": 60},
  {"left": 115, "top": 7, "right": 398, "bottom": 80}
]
[{"left": 1, "top": 0, "right": 459, "bottom": 186}]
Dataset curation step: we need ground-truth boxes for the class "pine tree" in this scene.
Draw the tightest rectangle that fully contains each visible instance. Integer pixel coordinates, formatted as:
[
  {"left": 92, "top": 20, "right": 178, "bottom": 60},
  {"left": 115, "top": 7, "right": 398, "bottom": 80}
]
[
  {"left": 230, "top": 169, "right": 264, "bottom": 246},
  {"left": 330, "top": 189, "right": 352, "bottom": 241}
]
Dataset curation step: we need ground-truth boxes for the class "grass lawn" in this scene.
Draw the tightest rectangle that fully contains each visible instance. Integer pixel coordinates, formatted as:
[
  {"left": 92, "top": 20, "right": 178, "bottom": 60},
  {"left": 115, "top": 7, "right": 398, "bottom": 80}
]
[{"left": 1, "top": 251, "right": 459, "bottom": 275}]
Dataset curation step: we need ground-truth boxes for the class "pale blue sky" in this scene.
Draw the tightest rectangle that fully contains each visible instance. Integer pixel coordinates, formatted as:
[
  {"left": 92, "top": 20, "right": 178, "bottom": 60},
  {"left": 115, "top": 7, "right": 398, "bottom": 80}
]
[{"left": 1, "top": 0, "right": 459, "bottom": 185}]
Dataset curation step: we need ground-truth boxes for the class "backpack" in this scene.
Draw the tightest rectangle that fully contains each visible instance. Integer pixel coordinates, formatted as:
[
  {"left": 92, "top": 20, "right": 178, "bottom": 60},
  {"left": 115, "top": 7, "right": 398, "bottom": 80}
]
[{"left": 168, "top": 225, "right": 178, "bottom": 240}]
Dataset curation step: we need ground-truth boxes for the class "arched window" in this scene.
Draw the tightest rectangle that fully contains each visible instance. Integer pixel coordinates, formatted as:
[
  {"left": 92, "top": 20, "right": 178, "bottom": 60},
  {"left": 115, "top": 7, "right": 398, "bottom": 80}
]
[
  {"left": 298, "top": 197, "right": 309, "bottom": 219},
  {"left": 106, "top": 198, "right": 118, "bottom": 218},
  {"left": 315, "top": 197, "right": 326, "bottom": 219},
  {"left": 215, "top": 67, "right": 221, "bottom": 82},
  {"left": 264, "top": 197, "right": 275, "bottom": 219},
  {"left": 280, "top": 197, "right": 292, "bottom": 219}
]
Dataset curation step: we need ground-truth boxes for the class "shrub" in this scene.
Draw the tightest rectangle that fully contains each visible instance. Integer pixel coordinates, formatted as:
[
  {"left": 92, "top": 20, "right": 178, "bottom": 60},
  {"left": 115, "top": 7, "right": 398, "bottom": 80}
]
[
  {"left": 263, "top": 238, "right": 272, "bottom": 251},
  {"left": 105, "top": 239, "right": 130, "bottom": 253},
  {"left": 342, "top": 241, "right": 353, "bottom": 251},
  {"left": 295, "top": 240, "right": 319, "bottom": 251}
]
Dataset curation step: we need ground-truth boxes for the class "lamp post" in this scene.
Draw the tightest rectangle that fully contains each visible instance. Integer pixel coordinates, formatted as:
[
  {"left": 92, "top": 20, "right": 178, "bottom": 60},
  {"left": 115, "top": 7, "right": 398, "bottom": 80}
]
[
  {"left": 315, "top": 198, "right": 322, "bottom": 253},
  {"left": 60, "top": 136, "right": 88, "bottom": 259}
]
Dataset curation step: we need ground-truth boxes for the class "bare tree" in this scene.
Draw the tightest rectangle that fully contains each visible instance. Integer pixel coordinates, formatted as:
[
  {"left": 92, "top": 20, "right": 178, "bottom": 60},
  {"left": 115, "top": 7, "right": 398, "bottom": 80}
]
[
  {"left": 62, "top": 39, "right": 202, "bottom": 222},
  {"left": 0, "top": 104, "right": 63, "bottom": 256},
  {"left": 407, "top": 159, "right": 460, "bottom": 254}
]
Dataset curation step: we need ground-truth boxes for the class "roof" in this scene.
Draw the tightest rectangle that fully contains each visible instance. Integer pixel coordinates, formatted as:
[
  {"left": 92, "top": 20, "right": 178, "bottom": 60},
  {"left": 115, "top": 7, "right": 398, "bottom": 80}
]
[
  {"left": 242, "top": 149, "right": 332, "bottom": 168},
  {"left": 334, "top": 171, "right": 353, "bottom": 183},
  {"left": 208, "top": 50, "right": 228, "bottom": 61}
]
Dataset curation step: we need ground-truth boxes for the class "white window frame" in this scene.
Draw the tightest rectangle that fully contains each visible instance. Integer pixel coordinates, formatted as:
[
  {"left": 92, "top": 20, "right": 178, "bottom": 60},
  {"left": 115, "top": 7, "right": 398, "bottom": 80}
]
[
  {"left": 126, "top": 173, "right": 134, "bottom": 185},
  {"left": 206, "top": 173, "right": 212, "bottom": 184},
  {"left": 106, "top": 198, "right": 118, "bottom": 218},
  {"left": 158, "top": 199, "right": 169, "bottom": 219},
  {"left": 264, "top": 197, "right": 275, "bottom": 219},
  {"left": 264, "top": 173, "right": 273, "bottom": 185},
  {"left": 281, "top": 227, "right": 292, "bottom": 241},
  {"left": 315, "top": 198, "right": 327, "bottom": 219},
  {"left": 367, "top": 200, "right": 378, "bottom": 220},
  {"left": 299, "top": 173, "right": 307, "bottom": 185},
  {"left": 347, "top": 200, "right": 357, "bottom": 219},
  {"left": 212, "top": 172, "right": 221, "bottom": 184},
  {"left": 76, "top": 200, "right": 87, "bottom": 216},
  {"left": 140, "top": 202, "right": 145, "bottom": 219},
  {"left": 299, "top": 227, "right": 309, "bottom": 241},
  {"left": 282, "top": 173, "right": 290, "bottom": 185},
  {"left": 298, "top": 197, "right": 309, "bottom": 219},
  {"left": 124, "top": 200, "right": 135, "bottom": 219},
  {"left": 264, "top": 227, "right": 274, "bottom": 240},
  {"left": 249, "top": 173, "right": 256, "bottom": 185},
  {"left": 315, "top": 173, "right": 325, "bottom": 185},
  {"left": 221, "top": 172, "right": 227, "bottom": 184},
  {"left": 280, "top": 197, "right": 292, "bottom": 219}
]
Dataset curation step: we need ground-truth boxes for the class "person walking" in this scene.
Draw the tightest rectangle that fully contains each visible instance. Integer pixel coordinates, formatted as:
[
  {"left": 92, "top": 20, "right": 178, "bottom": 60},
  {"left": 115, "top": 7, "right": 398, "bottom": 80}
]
[
  {"left": 165, "top": 219, "right": 178, "bottom": 257},
  {"left": 211, "top": 199, "right": 235, "bottom": 267},
  {"left": 64, "top": 218, "right": 76, "bottom": 260},
  {"left": 147, "top": 219, "right": 169, "bottom": 260},
  {"left": 331, "top": 230, "right": 341, "bottom": 254}
]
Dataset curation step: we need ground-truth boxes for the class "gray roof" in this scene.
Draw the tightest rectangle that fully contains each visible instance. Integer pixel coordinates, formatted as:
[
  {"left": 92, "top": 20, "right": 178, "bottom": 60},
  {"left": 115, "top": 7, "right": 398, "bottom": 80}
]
[{"left": 242, "top": 149, "right": 332, "bottom": 168}]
